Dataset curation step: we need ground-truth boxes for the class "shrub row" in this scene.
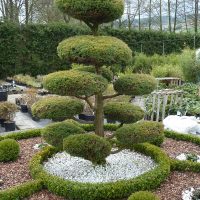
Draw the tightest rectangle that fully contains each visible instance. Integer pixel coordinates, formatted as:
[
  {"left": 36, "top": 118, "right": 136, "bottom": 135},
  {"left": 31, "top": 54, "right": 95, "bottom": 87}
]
[
  {"left": 0, "top": 180, "right": 43, "bottom": 200},
  {"left": 29, "top": 143, "right": 170, "bottom": 200},
  {"left": 1, "top": 22, "right": 200, "bottom": 78}
]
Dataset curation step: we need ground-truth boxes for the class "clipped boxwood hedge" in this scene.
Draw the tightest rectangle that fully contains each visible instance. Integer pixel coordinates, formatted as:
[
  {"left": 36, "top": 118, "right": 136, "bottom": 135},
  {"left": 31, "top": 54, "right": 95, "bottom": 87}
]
[
  {"left": 0, "top": 180, "right": 43, "bottom": 200},
  {"left": 128, "top": 191, "right": 160, "bottom": 200},
  {"left": 30, "top": 143, "right": 170, "bottom": 200}
]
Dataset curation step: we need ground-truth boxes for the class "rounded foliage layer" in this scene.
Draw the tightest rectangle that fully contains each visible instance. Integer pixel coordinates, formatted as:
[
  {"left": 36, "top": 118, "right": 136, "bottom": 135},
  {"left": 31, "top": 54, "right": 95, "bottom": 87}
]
[
  {"left": 116, "top": 121, "right": 164, "bottom": 148},
  {"left": 73, "top": 64, "right": 113, "bottom": 82},
  {"left": 55, "top": 0, "right": 124, "bottom": 25},
  {"left": 63, "top": 134, "right": 111, "bottom": 164},
  {"left": 128, "top": 191, "right": 160, "bottom": 200},
  {"left": 0, "top": 139, "right": 20, "bottom": 162},
  {"left": 57, "top": 36, "right": 132, "bottom": 67},
  {"left": 42, "top": 121, "right": 85, "bottom": 150},
  {"left": 114, "top": 74, "right": 157, "bottom": 95},
  {"left": 43, "top": 70, "right": 108, "bottom": 97},
  {"left": 31, "top": 96, "right": 84, "bottom": 121},
  {"left": 104, "top": 102, "right": 144, "bottom": 124}
]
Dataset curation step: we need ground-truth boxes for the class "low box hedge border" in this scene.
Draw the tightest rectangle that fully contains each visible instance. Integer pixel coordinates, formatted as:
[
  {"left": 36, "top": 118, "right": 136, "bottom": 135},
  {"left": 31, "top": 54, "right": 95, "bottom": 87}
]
[
  {"left": 29, "top": 143, "right": 170, "bottom": 200},
  {"left": 164, "top": 130, "right": 200, "bottom": 172},
  {"left": 0, "top": 180, "right": 43, "bottom": 200}
]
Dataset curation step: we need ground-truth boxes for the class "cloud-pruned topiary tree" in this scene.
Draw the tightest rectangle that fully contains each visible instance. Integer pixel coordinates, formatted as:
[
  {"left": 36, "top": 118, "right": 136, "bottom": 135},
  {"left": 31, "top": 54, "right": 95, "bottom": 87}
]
[{"left": 41, "top": 0, "right": 156, "bottom": 137}]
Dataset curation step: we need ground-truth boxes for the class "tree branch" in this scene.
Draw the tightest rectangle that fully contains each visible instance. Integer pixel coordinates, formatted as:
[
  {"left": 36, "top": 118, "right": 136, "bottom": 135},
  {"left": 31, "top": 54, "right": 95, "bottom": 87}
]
[
  {"left": 103, "top": 93, "right": 121, "bottom": 100},
  {"left": 75, "top": 96, "right": 94, "bottom": 110}
]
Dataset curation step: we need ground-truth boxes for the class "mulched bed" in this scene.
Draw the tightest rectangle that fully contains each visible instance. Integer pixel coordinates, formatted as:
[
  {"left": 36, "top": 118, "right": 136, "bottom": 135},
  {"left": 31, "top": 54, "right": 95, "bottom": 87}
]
[
  {"left": 155, "top": 171, "right": 200, "bottom": 200},
  {"left": 27, "top": 190, "right": 65, "bottom": 200},
  {"left": 0, "top": 137, "right": 42, "bottom": 190},
  {"left": 161, "top": 138, "right": 200, "bottom": 159}
]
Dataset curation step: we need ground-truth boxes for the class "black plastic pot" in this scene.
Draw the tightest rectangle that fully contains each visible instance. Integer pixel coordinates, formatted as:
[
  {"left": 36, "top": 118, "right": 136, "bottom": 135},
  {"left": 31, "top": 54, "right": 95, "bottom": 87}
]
[
  {"left": 4, "top": 121, "right": 16, "bottom": 132},
  {"left": 106, "top": 119, "right": 117, "bottom": 124},
  {"left": 0, "top": 90, "right": 8, "bottom": 101},
  {"left": 0, "top": 118, "right": 5, "bottom": 127},
  {"left": 79, "top": 114, "right": 95, "bottom": 121},
  {"left": 21, "top": 104, "right": 28, "bottom": 113}
]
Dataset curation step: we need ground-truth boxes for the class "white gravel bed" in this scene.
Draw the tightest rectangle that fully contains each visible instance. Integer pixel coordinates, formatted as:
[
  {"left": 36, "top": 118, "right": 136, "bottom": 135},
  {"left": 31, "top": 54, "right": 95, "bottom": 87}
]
[{"left": 43, "top": 150, "right": 157, "bottom": 183}]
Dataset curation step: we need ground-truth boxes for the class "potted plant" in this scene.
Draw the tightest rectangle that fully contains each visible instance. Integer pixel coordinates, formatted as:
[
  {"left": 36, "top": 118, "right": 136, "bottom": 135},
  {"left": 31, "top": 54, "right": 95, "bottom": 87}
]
[
  {"left": 0, "top": 89, "right": 8, "bottom": 101},
  {"left": 0, "top": 102, "right": 18, "bottom": 132}
]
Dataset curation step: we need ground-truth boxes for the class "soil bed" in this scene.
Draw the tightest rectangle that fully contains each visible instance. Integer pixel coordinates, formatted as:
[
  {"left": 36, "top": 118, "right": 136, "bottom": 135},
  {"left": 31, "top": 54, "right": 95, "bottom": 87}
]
[
  {"left": 161, "top": 138, "right": 200, "bottom": 159},
  {"left": 0, "top": 137, "right": 42, "bottom": 190},
  {"left": 155, "top": 171, "right": 200, "bottom": 200}
]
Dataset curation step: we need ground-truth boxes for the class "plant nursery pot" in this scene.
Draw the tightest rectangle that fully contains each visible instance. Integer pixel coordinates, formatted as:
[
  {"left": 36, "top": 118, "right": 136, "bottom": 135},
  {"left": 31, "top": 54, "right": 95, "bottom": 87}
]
[
  {"left": 0, "top": 119, "right": 6, "bottom": 127},
  {"left": 0, "top": 90, "right": 8, "bottom": 101},
  {"left": 20, "top": 104, "right": 28, "bottom": 113},
  {"left": 106, "top": 119, "right": 117, "bottom": 124},
  {"left": 4, "top": 121, "right": 16, "bottom": 132},
  {"left": 79, "top": 114, "right": 95, "bottom": 121}
]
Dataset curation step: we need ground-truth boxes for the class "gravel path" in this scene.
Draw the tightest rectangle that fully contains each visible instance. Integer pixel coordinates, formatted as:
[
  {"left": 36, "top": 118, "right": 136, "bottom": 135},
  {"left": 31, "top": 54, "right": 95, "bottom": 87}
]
[
  {"left": 155, "top": 171, "right": 200, "bottom": 200},
  {"left": 0, "top": 137, "right": 42, "bottom": 190},
  {"left": 161, "top": 138, "right": 200, "bottom": 158}
]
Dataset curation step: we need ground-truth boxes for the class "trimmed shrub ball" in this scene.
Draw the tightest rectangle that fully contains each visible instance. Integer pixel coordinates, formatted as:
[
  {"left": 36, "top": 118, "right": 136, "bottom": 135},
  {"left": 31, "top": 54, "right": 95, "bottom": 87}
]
[
  {"left": 0, "top": 139, "right": 20, "bottom": 162},
  {"left": 42, "top": 121, "right": 85, "bottom": 151},
  {"left": 57, "top": 36, "right": 132, "bottom": 67},
  {"left": 55, "top": 0, "right": 124, "bottom": 25},
  {"left": 43, "top": 70, "right": 108, "bottom": 97},
  {"left": 73, "top": 64, "right": 113, "bottom": 82},
  {"left": 128, "top": 191, "right": 160, "bottom": 200},
  {"left": 114, "top": 74, "right": 157, "bottom": 96},
  {"left": 104, "top": 102, "right": 144, "bottom": 124},
  {"left": 116, "top": 121, "right": 164, "bottom": 149},
  {"left": 63, "top": 134, "right": 112, "bottom": 164},
  {"left": 31, "top": 96, "right": 84, "bottom": 121}
]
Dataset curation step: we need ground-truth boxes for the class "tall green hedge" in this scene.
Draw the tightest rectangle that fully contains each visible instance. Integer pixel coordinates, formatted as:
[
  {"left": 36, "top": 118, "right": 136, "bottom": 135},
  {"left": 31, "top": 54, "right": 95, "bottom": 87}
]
[{"left": 1, "top": 22, "right": 200, "bottom": 78}]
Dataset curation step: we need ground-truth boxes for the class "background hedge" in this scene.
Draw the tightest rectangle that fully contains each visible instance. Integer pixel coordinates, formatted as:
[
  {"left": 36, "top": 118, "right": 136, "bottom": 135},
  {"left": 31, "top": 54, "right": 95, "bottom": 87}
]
[{"left": 1, "top": 22, "right": 200, "bottom": 78}]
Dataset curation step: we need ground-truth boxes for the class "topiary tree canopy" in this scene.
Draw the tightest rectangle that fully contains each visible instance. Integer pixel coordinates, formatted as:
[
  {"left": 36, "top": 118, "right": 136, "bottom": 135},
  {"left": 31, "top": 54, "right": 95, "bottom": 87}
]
[
  {"left": 55, "top": 0, "right": 124, "bottom": 32},
  {"left": 63, "top": 134, "right": 111, "bottom": 164},
  {"left": 43, "top": 70, "right": 108, "bottom": 97},
  {"left": 116, "top": 121, "right": 164, "bottom": 149},
  {"left": 32, "top": 0, "right": 157, "bottom": 137},
  {"left": 57, "top": 36, "right": 132, "bottom": 67},
  {"left": 114, "top": 74, "right": 157, "bottom": 96},
  {"left": 31, "top": 96, "right": 84, "bottom": 121},
  {"left": 128, "top": 191, "right": 160, "bottom": 200},
  {"left": 42, "top": 120, "right": 85, "bottom": 150},
  {"left": 72, "top": 64, "right": 113, "bottom": 82},
  {"left": 104, "top": 102, "right": 144, "bottom": 124}
]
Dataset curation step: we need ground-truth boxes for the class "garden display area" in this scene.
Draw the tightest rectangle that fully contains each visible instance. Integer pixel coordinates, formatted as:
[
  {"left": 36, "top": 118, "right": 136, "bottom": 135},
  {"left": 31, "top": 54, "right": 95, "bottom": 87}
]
[{"left": 2, "top": 1, "right": 200, "bottom": 200}]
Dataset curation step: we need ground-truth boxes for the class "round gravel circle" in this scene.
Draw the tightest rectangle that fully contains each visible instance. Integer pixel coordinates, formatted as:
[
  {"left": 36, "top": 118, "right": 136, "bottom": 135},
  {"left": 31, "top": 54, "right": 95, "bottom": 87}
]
[{"left": 43, "top": 150, "right": 157, "bottom": 183}]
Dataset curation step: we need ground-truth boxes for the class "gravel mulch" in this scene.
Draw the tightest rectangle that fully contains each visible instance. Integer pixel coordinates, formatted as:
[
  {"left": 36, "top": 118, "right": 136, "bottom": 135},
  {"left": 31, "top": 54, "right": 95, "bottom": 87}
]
[
  {"left": 0, "top": 137, "right": 42, "bottom": 190},
  {"left": 155, "top": 171, "right": 200, "bottom": 200},
  {"left": 161, "top": 138, "right": 200, "bottom": 159},
  {"left": 27, "top": 190, "right": 65, "bottom": 200}
]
